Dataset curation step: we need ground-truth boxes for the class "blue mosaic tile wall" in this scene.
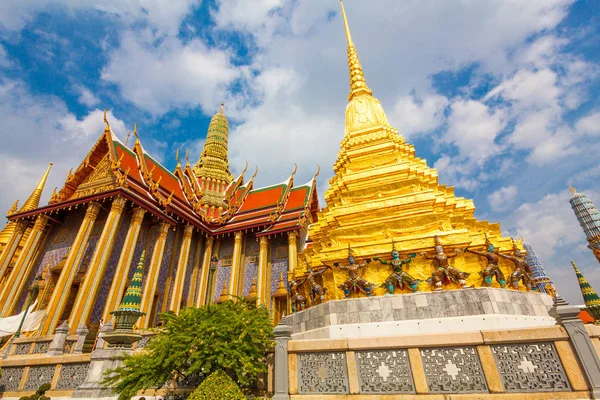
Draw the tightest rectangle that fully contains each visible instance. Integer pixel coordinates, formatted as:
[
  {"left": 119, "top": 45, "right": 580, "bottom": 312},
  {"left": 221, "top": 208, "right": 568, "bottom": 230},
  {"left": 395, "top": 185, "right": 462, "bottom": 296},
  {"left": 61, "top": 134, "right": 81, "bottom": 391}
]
[
  {"left": 242, "top": 233, "right": 259, "bottom": 297},
  {"left": 154, "top": 228, "right": 176, "bottom": 323},
  {"left": 181, "top": 235, "right": 198, "bottom": 306},
  {"left": 16, "top": 209, "right": 85, "bottom": 312}
]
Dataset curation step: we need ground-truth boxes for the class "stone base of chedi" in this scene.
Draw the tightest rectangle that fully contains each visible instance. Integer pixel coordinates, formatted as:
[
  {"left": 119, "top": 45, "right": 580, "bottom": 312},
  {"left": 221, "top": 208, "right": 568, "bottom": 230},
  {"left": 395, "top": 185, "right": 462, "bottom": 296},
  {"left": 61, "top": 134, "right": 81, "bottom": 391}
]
[{"left": 285, "top": 287, "right": 555, "bottom": 340}]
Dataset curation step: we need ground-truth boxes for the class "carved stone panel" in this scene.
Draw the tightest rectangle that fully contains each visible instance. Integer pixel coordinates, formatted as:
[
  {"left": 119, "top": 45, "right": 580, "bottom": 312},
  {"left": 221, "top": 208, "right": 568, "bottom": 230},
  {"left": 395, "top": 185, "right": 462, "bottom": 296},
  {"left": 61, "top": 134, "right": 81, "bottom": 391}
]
[
  {"left": 56, "top": 363, "right": 90, "bottom": 390},
  {"left": 32, "top": 341, "right": 51, "bottom": 354},
  {"left": 298, "top": 352, "right": 349, "bottom": 394},
  {"left": 0, "top": 366, "right": 25, "bottom": 391},
  {"left": 14, "top": 343, "right": 31, "bottom": 355},
  {"left": 491, "top": 343, "right": 571, "bottom": 392},
  {"left": 24, "top": 365, "right": 56, "bottom": 391},
  {"left": 356, "top": 350, "right": 415, "bottom": 394},
  {"left": 420, "top": 347, "right": 488, "bottom": 393}
]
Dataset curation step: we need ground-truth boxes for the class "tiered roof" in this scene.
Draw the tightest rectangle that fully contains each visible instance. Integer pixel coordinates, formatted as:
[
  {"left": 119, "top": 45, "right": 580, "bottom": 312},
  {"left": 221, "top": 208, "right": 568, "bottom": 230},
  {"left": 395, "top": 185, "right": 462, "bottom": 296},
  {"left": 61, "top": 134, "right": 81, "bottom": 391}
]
[{"left": 6, "top": 110, "right": 319, "bottom": 238}]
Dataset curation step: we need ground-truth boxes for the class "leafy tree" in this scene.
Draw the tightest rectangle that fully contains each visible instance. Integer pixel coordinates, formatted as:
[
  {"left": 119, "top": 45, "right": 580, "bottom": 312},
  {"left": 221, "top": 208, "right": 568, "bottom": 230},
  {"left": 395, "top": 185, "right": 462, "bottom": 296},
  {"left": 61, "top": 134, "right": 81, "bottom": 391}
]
[
  {"left": 188, "top": 370, "right": 245, "bottom": 400},
  {"left": 103, "top": 301, "right": 273, "bottom": 400}
]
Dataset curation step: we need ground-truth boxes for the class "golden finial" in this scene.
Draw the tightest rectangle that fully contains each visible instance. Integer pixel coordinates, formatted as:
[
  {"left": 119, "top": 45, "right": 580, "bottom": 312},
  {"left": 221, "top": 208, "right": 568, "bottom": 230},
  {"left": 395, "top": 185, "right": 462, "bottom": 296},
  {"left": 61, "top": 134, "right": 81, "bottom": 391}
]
[
  {"left": 185, "top": 149, "right": 190, "bottom": 165},
  {"left": 125, "top": 131, "right": 131, "bottom": 146},
  {"left": 8, "top": 200, "right": 18, "bottom": 215},
  {"left": 250, "top": 166, "right": 259, "bottom": 181},
  {"left": 103, "top": 108, "right": 111, "bottom": 132},
  {"left": 133, "top": 122, "right": 139, "bottom": 140},
  {"left": 339, "top": 0, "right": 372, "bottom": 100},
  {"left": 314, "top": 165, "right": 321, "bottom": 178},
  {"left": 339, "top": 0, "right": 353, "bottom": 45},
  {"left": 569, "top": 186, "right": 577, "bottom": 195},
  {"left": 175, "top": 147, "right": 181, "bottom": 166},
  {"left": 241, "top": 161, "right": 249, "bottom": 177},
  {"left": 219, "top": 102, "right": 224, "bottom": 114}
]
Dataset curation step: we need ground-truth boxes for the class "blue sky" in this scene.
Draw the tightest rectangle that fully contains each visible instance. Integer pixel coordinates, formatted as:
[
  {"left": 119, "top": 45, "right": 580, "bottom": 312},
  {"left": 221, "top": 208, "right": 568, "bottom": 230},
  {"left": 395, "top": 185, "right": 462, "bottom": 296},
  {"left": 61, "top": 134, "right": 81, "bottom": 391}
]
[{"left": 0, "top": 0, "right": 599, "bottom": 304}]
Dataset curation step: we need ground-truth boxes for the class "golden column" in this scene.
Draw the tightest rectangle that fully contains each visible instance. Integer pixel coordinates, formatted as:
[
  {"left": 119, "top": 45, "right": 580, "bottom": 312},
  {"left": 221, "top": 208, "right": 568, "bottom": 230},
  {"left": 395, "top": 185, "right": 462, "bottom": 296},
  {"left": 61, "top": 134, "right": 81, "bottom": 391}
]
[
  {"left": 228, "top": 231, "right": 244, "bottom": 298},
  {"left": 187, "top": 236, "right": 204, "bottom": 307},
  {"left": 0, "top": 221, "right": 28, "bottom": 282},
  {"left": 195, "top": 236, "right": 214, "bottom": 307},
  {"left": 169, "top": 224, "right": 194, "bottom": 313},
  {"left": 0, "top": 215, "right": 49, "bottom": 316},
  {"left": 138, "top": 222, "right": 170, "bottom": 329},
  {"left": 287, "top": 231, "right": 298, "bottom": 274},
  {"left": 40, "top": 202, "right": 101, "bottom": 335},
  {"left": 257, "top": 236, "right": 269, "bottom": 306},
  {"left": 69, "top": 196, "right": 127, "bottom": 330},
  {"left": 101, "top": 207, "right": 146, "bottom": 321}
]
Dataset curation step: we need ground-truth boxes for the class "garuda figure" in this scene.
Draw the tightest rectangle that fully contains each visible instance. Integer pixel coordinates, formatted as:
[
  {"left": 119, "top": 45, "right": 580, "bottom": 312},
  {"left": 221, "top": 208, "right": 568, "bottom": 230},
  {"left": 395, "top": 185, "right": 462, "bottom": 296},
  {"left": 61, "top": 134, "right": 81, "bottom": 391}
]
[
  {"left": 304, "top": 266, "right": 329, "bottom": 305},
  {"left": 466, "top": 234, "right": 506, "bottom": 288},
  {"left": 498, "top": 239, "right": 534, "bottom": 291},
  {"left": 334, "top": 245, "right": 376, "bottom": 298},
  {"left": 374, "top": 239, "right": 419, "bottom": 294},
  {"left": 420, "top": 236, "right": 470, "bottom": 291},
  {"left": 288, "top": 276, "right": 307, "bottom": 312}
]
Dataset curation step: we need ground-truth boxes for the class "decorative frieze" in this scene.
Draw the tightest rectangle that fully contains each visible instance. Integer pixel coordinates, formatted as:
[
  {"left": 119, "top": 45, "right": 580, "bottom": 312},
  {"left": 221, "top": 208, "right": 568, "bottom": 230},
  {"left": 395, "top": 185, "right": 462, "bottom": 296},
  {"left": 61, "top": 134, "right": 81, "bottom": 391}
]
[
  {"left": 23, "top": 365, "right": 55, "bottom": 391},
  {"left": 13, "top": 343, "right": 31, "bottom": 355},
  {"left": 491, "top": 343, "right": 571, "bottom": 392},
  {"left": 420, "top": 347, "right": 488, "bottom": 393},
  {"left": 56, "top": 363, "right": 90, "bottom": 390},
  {"left": 32, "top": 341, "right": 51, "bottom": 354},
  {"left": 356, "top": 350, "right": 415, "bottom": 394},
  {"left": 298, "top": 352, "right": 349, "bottom": 394}
]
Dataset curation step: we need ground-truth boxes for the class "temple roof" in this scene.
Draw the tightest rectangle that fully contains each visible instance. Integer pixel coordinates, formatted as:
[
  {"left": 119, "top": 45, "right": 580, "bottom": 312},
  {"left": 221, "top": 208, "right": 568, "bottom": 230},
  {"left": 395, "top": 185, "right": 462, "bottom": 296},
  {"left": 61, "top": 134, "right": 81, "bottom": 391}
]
[{"left": 7, "top": 111, "right": 319, "bottom": 238}]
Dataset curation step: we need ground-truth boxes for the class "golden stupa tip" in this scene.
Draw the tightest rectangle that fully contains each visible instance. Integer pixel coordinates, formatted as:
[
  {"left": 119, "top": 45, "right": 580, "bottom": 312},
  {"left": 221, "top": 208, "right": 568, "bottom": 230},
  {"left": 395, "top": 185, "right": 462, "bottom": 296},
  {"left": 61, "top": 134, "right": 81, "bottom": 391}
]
[
  {"left": 219, "top": 102, "right": 225, "bottom": 113},
  {"left": 339, "top": 0, "right": 353, "bottom": 45},
  {"left": 569, "top": 186, "right": 577, "bottom": 195}
]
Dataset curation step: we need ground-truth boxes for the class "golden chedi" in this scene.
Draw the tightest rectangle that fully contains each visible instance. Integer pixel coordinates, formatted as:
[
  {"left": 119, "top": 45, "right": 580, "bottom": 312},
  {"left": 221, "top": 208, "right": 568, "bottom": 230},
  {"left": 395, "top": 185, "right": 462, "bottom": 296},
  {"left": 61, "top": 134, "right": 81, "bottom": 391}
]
[{"left": 302, "top": 0, "right": 521, "bottom": 299}]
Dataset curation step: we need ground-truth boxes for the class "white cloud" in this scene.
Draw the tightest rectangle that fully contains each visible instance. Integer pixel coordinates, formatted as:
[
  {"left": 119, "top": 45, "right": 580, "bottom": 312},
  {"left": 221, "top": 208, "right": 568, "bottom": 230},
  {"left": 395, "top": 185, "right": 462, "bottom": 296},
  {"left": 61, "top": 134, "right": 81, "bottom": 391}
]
[
  {"left": 391, "top": 94, "right": 448, "bottom": 138},
  {"left": 0, "top": 0, "right": 200, "bottom": 35},
  {"left": 0, "top": 79, "right": 127, "bottom": 217},
  {"left": 73, "top": 84, "right": 100, "bottom": 107},
  {"left": 102, "top": 30, "right": 240, "bottom": 115},
  {"left": 444, "top": 100, "right": 506, "bottom": 166},
  {"left": 488, "top": 185, "right": 518, "bottom": 212},
  {"left": 576, "top": 111, "right": 600, "bottom": 136},
  {"left": 486, "top": 69, "right": 560, "bottom": 112}
]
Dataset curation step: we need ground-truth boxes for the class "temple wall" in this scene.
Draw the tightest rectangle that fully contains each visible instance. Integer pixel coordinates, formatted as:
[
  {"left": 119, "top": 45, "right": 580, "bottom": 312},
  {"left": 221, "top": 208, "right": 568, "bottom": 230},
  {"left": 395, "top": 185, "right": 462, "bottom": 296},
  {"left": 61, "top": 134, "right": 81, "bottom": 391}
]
[
  {"left": 181, "top": 234, "right": 199, "bottom": 305},
  {"left": 212, "top": 237, "right": 234, "bottom": 303},
  {"left": 153, "top": 228, "right": 175, "bottom": 324},
  {"left": 242, "top": 233, "right": 259, "bottom": 297},
  {"left": 15, "top": 209, "right": 86, "bottom": 312},
  {"left": 282, "top": 325, "right": 589, "bottom": 398}
]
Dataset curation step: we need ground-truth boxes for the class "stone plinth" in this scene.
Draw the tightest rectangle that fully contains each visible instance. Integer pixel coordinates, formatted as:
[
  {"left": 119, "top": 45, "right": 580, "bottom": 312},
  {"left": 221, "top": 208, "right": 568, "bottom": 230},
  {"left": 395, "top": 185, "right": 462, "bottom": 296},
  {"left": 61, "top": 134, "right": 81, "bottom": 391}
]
[
  {"left": 71, "top": 348, "right": 132, "bottom": 399},
  {"left": 285, "top": 288, "right": 556, "bottom": 340}
]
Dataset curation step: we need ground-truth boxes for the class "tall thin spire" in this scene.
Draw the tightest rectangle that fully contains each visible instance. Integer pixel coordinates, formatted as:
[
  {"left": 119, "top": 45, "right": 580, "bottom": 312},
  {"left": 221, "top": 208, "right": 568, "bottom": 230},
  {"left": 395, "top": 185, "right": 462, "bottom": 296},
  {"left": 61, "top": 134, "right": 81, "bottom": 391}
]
[
  {"left": 339, "top": 0, "right": 372, "bottom": 101},
  {"left": 571, "top": 260, "right": 600, "bottom": 322},
  {"left": 20, "top": 162, "right": 53, "bottom": 212},
  {"left": 569, "top": 187, "right": 600, "bottom": 264},
  {"left": 118, "top": 251, "right": 145, "bottom": 312}
]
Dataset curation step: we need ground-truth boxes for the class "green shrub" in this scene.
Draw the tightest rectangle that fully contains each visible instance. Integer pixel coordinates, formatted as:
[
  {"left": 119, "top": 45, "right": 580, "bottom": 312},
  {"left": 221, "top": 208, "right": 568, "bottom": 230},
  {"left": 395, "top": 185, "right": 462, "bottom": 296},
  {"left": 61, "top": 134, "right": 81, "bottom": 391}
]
[
  {"left": 18, "top": 383, "right": 51, "bottom": 400},
  {"left": 188, "top": 371, "right": 245, "bottom": 400},
  {"left": 36, "top": 383, "right": 51, "bottom": 395}
]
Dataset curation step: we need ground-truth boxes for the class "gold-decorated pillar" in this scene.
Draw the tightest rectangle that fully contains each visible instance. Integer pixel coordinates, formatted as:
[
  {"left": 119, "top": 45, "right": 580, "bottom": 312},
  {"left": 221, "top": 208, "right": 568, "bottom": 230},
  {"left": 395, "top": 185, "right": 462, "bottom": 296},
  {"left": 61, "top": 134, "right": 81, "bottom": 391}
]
[
  {"left": 287, "top": 231, "right": 298, "bottom": 274},
  {"left": 228, "top": 231, "right": 244, "bottom": 298},
  {"left": 0, "top": 216, "right": 49, "bottom": 316},
  {"left": 257, "top": 236, "right": 269, "bottom": 306},
  {"left": 187, "top": 236, "right": 204, "bottom": 307},
  {"left": 169, "top": 224, "right": 194, "bottom": 313},
  {"left": 138, "top": 222, "right": 170, "bottom": 329},
  {"left": 0, "top": 220, "right": 28, "bottom": 283},
  {"left": 195, "top": 236, "right": 214, "bottom": 307},
  {"left": 69, "top": 197, "right": 127, "bottom": 331},
  {"left": 101, "top": 207, "right": 146, "bottom": 321},
  {"left": 40, "top": 202, "right": 101, "bottom": 335}
]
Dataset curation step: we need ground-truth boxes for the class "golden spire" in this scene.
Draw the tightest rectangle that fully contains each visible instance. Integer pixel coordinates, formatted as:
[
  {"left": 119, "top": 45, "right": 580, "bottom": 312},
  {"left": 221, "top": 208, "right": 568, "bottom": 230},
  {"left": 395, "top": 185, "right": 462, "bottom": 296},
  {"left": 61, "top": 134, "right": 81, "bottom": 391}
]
[
  {"left": 20, "top": 162, "right": 53, "bottom": 212},
  {"left": 340, "top": 0, "right": 372, "bottom": 101}
]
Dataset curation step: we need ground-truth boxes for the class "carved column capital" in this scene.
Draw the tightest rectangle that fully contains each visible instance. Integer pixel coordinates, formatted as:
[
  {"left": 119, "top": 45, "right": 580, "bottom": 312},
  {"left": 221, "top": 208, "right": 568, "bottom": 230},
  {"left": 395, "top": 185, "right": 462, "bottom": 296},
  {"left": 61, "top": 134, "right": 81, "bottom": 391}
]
[
  {"left": 33, "top": 215, "right": 49, "bottom": 230},
  {"left": 14, "top": 220, "right": 29, "bottom": 235},
  {"left": 260, "top": 235, "right": 269, "bottom": 249},
  {"left": 85, "top": 202, "right": 101, "bottom": 219},
  {"left": 234, "top": 231, "right": 244, "bottom": 242},
  {"left": 111, "top": 196, "right": 128, "bottom": 213},
  {"left": 183, "top": 224, "right": 194, "bottom": 238},
  {"left": 131, "top": 207, "right": 146, "bottom": 224},
  {"left": 287, "top": 230, "right": 297, "bottom": 242},
  {"left": 157, "top": 222, "right": 170, "bottom": 238}
]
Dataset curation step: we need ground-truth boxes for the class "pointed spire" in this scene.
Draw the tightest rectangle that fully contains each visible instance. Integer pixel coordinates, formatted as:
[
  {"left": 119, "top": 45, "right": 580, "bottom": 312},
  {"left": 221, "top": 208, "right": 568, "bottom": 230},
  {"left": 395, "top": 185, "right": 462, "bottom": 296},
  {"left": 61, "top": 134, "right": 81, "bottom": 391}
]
[
  {"left": 118, "top": 251, "right": 145, "bottom": 312},
  {"left": 216, "top": 281, "right": 229, "bottom": 304},
  {"left": 20, "top": 162, "right": 53, "bottom": 212},
  {"left": 246, "top": 278, "right": 258, "bottom": 303},
  {"left": 339, "top": 0, "right": 372, "bottom": 101},
  {"left": 272, "top": 271, "right": 288, "bottom": 298},
  {"left": 571, "top": 260, "right": 600, "bottom": 309}
]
